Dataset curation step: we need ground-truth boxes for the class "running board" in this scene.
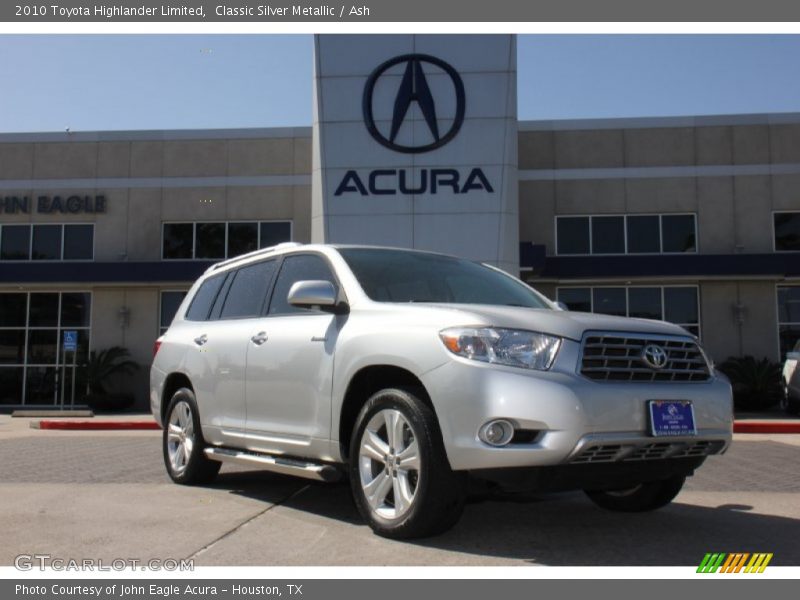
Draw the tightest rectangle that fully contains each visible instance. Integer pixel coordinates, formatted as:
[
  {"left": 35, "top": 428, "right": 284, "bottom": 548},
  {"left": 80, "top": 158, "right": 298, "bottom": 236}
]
[{"left": 204, "top": 447, "right": 341, "bottom": 482}]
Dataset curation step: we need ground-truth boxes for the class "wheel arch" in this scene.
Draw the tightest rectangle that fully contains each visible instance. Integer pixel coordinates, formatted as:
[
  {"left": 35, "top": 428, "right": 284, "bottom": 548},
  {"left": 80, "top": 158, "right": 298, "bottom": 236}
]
[
  {"left": 338, "top": 364, "right": 437, "bottom": 460},
  {"left": 161, "top": 372, "right": 194, "bottom": 425}
]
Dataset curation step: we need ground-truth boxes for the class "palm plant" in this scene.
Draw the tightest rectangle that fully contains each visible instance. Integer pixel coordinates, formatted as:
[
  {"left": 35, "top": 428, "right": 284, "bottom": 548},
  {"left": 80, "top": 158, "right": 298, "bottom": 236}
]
[
  {"left": 85, "top": 346, "right": 139, "bottom": 395},
  {"left": 716, "top": 355, "right": 783, "bottom": 411}
]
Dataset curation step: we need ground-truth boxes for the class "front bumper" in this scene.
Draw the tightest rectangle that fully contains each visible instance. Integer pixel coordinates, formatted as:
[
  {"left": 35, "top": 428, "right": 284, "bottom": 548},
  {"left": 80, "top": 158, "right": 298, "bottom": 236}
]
[{"left": 420, "top": 341, "right": 733, "bottom": 471}]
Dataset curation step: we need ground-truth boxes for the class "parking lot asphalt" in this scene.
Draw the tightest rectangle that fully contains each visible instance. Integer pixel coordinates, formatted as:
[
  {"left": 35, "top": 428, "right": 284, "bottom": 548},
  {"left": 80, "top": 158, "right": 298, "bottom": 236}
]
[{"left": 1, "top": 415, "right": 799, "bottom": 567}]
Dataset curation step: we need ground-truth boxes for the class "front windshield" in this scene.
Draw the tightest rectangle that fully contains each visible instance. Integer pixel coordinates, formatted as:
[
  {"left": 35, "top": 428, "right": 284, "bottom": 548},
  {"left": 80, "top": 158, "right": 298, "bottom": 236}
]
[{"left": 338, "top": 248, "right": 551, "bottom": 309}]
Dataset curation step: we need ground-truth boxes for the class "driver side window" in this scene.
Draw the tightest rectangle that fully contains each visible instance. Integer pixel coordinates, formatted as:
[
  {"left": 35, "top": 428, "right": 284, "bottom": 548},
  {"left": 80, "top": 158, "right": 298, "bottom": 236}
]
[{"left": 268, "top": 254, "right": 337, "bottom": 315}]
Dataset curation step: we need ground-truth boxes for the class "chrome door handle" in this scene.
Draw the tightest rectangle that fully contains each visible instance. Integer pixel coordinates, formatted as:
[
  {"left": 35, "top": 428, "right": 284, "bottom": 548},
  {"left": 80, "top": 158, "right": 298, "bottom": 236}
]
[
  {"left": 193, "top": 334, "right": 208, "bottom": 346},
  {"left": 251, "top": 332, "right": 268, "bottom": 345}
]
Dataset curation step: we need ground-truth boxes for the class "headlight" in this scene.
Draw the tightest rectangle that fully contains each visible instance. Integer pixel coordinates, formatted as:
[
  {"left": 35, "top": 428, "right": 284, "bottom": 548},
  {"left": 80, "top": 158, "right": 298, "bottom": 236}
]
[{"left": 439, "top": 327, "right": 561, "bottom": 370}]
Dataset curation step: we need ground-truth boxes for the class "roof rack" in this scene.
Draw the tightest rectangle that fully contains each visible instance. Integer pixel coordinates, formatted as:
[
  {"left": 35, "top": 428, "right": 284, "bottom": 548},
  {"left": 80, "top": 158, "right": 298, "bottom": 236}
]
[{"left": 209, "top": 242, "right": 304, "bottom": 271}]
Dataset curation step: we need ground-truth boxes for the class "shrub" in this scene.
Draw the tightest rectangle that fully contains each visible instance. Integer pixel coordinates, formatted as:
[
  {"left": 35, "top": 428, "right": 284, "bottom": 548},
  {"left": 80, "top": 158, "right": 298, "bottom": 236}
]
[
  {"left": 84, "top": 346, "right": 139, "bottom": 412},
  {"left": 716, "top": 355, "right": 783, "bottom": 411}
]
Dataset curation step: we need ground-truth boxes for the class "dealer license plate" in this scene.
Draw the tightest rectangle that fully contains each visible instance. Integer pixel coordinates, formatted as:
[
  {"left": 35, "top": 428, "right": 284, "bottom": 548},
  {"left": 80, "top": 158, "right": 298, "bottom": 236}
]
[{"left": 648, "top": 400, "right": 696, "bottom": 437}]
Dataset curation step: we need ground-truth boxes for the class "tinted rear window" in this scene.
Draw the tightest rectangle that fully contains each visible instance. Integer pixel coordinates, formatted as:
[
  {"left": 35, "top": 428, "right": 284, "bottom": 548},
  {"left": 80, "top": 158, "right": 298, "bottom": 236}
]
[
  {"left": 185, "top": 274, "right": 225, "bottom": 321},
  {"left": 219, "top": 260, "right": 277, "bottom": 319}
]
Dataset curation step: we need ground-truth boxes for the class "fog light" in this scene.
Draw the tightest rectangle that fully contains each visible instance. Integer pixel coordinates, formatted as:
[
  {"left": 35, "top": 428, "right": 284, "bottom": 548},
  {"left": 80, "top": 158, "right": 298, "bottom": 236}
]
[{"left": 479, "top": 419, "right": 514, "bottom": 447}]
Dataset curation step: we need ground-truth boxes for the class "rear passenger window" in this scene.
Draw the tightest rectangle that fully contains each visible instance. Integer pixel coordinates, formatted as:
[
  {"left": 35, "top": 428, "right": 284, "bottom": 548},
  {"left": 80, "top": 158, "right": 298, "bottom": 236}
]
[
  {"left": 269, "top": 254, "right": 337, "bottom": 315},
  {"left": 219, "top": 260, "right": 277, "bottom": 319},
  {"left": 185, "top": 274, "right": 225, "bottom": 321}
]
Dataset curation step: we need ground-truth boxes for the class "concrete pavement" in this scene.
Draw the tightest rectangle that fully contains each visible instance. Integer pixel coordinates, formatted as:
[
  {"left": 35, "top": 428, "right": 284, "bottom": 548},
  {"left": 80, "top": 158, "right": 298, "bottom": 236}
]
[{"left": 1, "top": 414, "right": 798, "bottom": 566}]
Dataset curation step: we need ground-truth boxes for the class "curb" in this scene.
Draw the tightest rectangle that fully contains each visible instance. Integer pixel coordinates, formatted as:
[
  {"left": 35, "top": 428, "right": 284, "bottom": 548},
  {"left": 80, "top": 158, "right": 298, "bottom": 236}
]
[
  {"left": 32, "top": 420, "right": 161, "bottom": 431},
  {"left": 733, "top": 421, "right": 800, "bottom": 434},
  {"left": 12, "top": 410, "right": 94, "bottom": 418}
]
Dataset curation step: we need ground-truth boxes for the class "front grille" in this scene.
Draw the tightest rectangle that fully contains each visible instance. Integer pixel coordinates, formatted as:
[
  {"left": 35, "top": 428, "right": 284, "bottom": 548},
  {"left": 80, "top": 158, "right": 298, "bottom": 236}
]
[
  {"left": 570, "top": 440, "right": 726, "bottom": 464},
  {"left": 580, "top": 333, "right": 711, "bottom": 382}
]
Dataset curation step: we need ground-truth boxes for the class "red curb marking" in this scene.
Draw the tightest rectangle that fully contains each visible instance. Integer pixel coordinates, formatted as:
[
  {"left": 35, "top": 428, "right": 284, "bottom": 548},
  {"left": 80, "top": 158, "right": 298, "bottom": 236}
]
[
  {"left": 733, "top": 422, "right": 800, "bottom": 434},
  {"left": 36, "top": 420, "right": 161, "bottom": 430}
]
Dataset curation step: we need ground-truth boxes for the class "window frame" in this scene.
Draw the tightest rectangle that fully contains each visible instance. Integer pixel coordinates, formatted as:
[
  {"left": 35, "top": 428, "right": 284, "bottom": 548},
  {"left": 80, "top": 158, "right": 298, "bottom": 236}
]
[
  {"left": 161, "top": 220, "right": 294, "bottom": 261},
  {"left": 554, "top": 213, "right": 698, "bottom": 257},
  {"left": 158, "top": 289, "right": 189, "bottom": 335},
  {"left": 776, "top": 283, "right": 800, "bottom": 360},
  {"left": 0, "top": 223, "right": 95, "bottom": 262},
  {"left": 556, "top": 284, "right": 701, "bottom": 336},
  {"left": 772, "top": 210, "right": 800, "bottom": 252},
  {"left": 0, "top": 290, "right": 92, "bottom": 406}
]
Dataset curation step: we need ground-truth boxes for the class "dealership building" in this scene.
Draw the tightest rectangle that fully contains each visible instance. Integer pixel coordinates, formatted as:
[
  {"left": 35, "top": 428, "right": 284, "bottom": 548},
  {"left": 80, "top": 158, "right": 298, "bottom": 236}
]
[{"left": 2, "top": 34, "right": 800, "bottom": 409}]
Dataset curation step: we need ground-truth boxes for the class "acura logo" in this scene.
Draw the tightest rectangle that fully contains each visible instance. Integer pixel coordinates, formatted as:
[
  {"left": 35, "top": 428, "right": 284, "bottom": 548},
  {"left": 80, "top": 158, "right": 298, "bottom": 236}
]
[
  {"left": 362, "top": 54, "right": 466, "bottom": 154},
  {"left": 641, "top": 344, "right": 669, "bottom": 370}
]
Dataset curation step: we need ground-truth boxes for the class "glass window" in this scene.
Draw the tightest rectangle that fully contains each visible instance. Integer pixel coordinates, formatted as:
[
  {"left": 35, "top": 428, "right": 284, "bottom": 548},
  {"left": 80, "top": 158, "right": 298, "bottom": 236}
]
[
  {"left": 163, "top": 223, "right": 194, "bottom": 259},
  {"left": 26, "top": 330, "right": 58, "bottom": 364},
  {"left": 339, "top": 249, "right": 549, "bottom": 308},
  {"left": 0, "top": 292, "right": 91, "bottom": 406},
  {"left": 778, "top": 286, "right": 800, "bottom": 323},
  {"left": 186, "top": 274, "right": 226, "bottom": 321},
  {"left": 780, "top": 325, "right": 800, "bottom": 360},
  {"left": 259, "top": 222, "right": 292, "bottom": 248},
  {"left": 63, "top": 224, "right": 93, "bottom": 260},
  {"left": 592, "top": 288, "right": 627, "bottom": 317},
  {"left": 557, "top": 288, "right": 591, "bottom": 312},
  {"left": 209, "top": 274, "right": 233, "bottom": 320},
  {"left": 627, "top": 215, "right": 661, "bottom": 253},
  {"left": 160, "top": 291, "right": 188, "bottom": 333},
  {"left": 28, "top": 293, "right": 59, "bottom": 327},
  {"left": 0, "top": 368, "right": 23, "bottom": 405},
  {"left": 0, "top": 331, "right": 26, "bottom": 365},
  {"left": 228, "top": 222, "right": 258, "bottom": 258},
  {"left": 270, "top": 254, "right": 338, "bottom": 315},
  {"left": 664, "top": 287, "right": 699, "bottom": 325},
  {"left": 591, "top": 216, "right": 625, "bottom": 254},
  {"left": 25, "top": 366, "right": 57, "bottom": 403},
  {"left": 1, "top": 225, "right": 30, "bottom": 260},
  {"left": 778, "top": 286, "right": 800, "bottom": 358},
  {"left": 60, "top": 293, "right": 91, "bottom": 328},
  {"left": 220, "top": 260, "right": 277, "bottom": 319},
  {"left": 0, "top": 294, "right": 27, "bottom": 327},
  {"left": 628, "top": 287, "right": 662, "bottom": 320},
  {"left": 195, "top": 223, "right": 226, "bottom": 259},
  {"left": 556, "top": 217, "right": 590, "bottom": 255},
  {"left": 31, "top": 224, "right": 62, "bottom": 260},
  {"left": 775, "top": 213, "right": 800, "bottom": 251},
  {"left": 661, "top": 215, "right": 696, "bottom": 253}
]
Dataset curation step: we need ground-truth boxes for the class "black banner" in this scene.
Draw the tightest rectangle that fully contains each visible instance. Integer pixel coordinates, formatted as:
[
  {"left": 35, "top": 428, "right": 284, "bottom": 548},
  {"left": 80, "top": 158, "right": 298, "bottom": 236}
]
[
  {"left": 4, "top": 0, "right": 800, "bottom": 22},
  {"left": 3, "top": 579, "right": 797, "bottom": 600}
]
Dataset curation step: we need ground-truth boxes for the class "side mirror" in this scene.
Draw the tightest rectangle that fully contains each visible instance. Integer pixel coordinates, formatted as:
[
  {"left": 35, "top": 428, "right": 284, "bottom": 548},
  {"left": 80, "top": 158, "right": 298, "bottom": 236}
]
[
  {"left": 555, "top": 301, "right": 569, "bottom": 311},
  {"left": 288, "top": 280, "right": 343, "bottom": 312}
]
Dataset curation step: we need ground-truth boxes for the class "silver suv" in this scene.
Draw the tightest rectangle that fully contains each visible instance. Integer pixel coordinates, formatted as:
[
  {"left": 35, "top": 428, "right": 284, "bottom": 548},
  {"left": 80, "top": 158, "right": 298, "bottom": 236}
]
[{"left": 151, "top": 243, "right": 732, "bottom": 538}]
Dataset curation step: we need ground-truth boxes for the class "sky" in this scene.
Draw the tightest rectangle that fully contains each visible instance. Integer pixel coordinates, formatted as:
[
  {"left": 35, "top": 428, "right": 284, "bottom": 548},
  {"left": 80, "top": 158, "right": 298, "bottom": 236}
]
[{"left": 1, "top": 34, "right": 799, "bottom": 132}]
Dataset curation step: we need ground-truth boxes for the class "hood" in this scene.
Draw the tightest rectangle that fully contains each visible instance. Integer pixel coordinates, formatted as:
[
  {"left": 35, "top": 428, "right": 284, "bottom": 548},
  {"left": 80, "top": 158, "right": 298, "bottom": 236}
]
[{"left": 398, "top": 304, "right": 691, "bottom": 342}]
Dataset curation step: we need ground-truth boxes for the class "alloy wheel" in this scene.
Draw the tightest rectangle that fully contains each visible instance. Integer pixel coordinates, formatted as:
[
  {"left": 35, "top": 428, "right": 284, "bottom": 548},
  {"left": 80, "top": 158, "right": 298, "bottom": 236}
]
[
  {"left": 358, "top": 408, "right": 421, "bottom": 520},
  {"left": 166, "top": 400, "right": 194, "bottom": 475}
]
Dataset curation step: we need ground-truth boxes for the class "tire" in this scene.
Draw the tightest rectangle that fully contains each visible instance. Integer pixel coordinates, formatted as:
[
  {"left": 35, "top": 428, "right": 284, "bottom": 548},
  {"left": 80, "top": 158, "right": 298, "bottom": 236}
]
[
  {"left": 780, "top": 381, "right": 789, "bottom": 412},
  {"left": 784, "top": 386, "right": 800, "bottom": 416},
  {"left": 787, "top": 398, "right": 800, "bottom": 416},
  {"left": 584, "top": 475, "right": 685, "bottom": 512},
  {"left": 349, "top": 387, "right": 466, "bottom": 539},
  {"left": 163, "top": 387, "right": 221, "bottom": 485}
]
